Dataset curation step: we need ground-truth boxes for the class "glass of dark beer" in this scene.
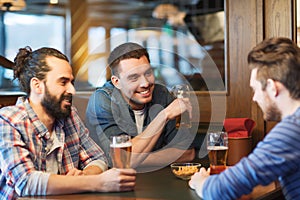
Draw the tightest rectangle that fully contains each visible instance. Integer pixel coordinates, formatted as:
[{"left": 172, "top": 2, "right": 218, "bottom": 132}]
[
  {"left": 110, "top": 134, "right": 132, "bottom": 168},
  {"left": 207, "top": 131, "right": 228, "bottom": 175}
]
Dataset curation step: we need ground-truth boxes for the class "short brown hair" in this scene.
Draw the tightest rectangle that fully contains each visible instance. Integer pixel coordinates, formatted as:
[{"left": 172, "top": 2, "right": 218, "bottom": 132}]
[
  {"left": 248, "top": 37, "right": 300, "bottom": 99},
  {"left": 108, "top": 42, "right": 150, "bottom": 76}
]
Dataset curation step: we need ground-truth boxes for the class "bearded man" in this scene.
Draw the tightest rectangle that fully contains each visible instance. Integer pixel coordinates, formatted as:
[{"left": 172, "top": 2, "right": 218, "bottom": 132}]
[{"left": 0, "top": 46, "right": 136, "bottom": 199}]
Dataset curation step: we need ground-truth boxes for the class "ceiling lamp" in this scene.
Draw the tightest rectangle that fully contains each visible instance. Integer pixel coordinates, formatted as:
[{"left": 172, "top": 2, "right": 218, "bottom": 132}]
[
  {"left": 152, "top": 4, "right": 180, "bottom": 19},
  {"left": 0, "top": 0, "right": 26, "bottom": 11},
  {"left": 50, "top": 0, "right": 58, "bottom": 4},
  {"left": 152, "top": 4, "right": 186, "bottom": 26}
]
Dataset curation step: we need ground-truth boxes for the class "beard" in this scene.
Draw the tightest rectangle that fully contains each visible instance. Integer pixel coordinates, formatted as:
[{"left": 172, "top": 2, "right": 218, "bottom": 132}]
[
  {"left": 41, "top": 85, "right": 72, "bottom": 119},
  {"left": 263, "top": 94, "right": 282, "bottom": 121}
]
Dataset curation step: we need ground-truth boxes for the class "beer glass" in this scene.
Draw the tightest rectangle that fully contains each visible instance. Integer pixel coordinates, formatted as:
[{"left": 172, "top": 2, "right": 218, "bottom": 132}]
[
  {"left": 110, "top": 134, "right": 132, "bottom": 168},
  {"left": 171, "top": 84, "right": 192, "bottom": 129},
  {"left": 207, "top": 131, "right": 228, "bottom": 175}
]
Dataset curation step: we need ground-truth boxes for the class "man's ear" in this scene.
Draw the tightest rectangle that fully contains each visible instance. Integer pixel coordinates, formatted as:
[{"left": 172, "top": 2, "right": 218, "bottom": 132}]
[
  {"left": 266, "top": 79, "right": 278, "bottom": 97},
  {"left": 30, "top": 77, "right": 44, "bottom": 94},
  {"left": 111, "top": 75, "right": 121, "bottom": 89}
]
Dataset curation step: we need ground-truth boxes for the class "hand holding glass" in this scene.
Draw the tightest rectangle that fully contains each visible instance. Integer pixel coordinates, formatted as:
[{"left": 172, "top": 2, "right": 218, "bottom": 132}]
[
  {"left": 171, "top": 84, "right": 192, "bottom": 128},
  {"left": 110, "top": 134, "right": 132, "bottom": 168},
  {"left": 207, "top": 131, "right": 228, "bottom": 175}
]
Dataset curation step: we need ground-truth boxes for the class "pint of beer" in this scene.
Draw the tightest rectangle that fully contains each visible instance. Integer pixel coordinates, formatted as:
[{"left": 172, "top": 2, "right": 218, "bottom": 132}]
[
  {"left": 175, "top": 111, "right": 192, "bottom": 129},
  {"left": 110, "top": 135, "right": 132, "bottom": 168},
  {"left": 207, "top": 131, "right": 228, "bottom": 175},
  {"left": 171, "top": 84, "right": 192, "bottom": 129}
]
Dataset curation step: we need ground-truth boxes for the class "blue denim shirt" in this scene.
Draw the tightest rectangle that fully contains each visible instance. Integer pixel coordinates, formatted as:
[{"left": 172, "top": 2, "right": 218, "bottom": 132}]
[{"left": 85, "top": 81, "right": 195, "bottom": 167}]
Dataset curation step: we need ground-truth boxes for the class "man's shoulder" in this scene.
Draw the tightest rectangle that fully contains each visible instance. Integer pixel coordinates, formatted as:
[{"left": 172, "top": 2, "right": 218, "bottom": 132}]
[
  {"left": 0, "top": 104, "right": 27, "bottom": 124},
  {"left": 94, "top": 81, "right": 115, "bottom": 97},
  {"left": 87, "top": 81, "right": 122, "bottom": 110}
]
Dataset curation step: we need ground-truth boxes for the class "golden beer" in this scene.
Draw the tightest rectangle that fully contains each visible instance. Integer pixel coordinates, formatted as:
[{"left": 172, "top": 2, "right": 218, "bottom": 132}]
[
  {"left": 207, "top": 146, "right": 228, "bottom": 175},
  {"left": 176, "top": 111, "right": 192, "bottom": 129},
  {"left": 171, "top": 84, "right": 192, "bottom": 129},
  {"left": 110, "top": 142, "right": 132, "bottom": 168}
]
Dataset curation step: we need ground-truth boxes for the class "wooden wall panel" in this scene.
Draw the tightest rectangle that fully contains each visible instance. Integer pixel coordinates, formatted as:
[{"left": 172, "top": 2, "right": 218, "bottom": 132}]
[
  {"left": 226, "top": 0, "right": 261, "bottom": 118},
  {"left": 226, "top": 0, "right": 264, "bottom": 147},
  {"left": 196, "top": 92, "right": 226, "bottom": 124},
  {"left": 264, "top": 0, "right": 293, "bottom": 38},
  {"left": 226, "top": 0, "right": 265, "bottom": 146}
]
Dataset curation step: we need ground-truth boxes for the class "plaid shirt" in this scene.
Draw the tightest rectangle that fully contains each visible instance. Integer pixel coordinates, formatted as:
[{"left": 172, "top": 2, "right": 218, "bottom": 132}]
[{"left": 0, "top": 97, "right": 108, "bottom": 199}]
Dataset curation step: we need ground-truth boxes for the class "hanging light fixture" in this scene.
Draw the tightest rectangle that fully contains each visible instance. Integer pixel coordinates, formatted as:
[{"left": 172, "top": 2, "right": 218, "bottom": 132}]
[
  {"left": 152, "top": 3, "right": 186, "bottom": 26},
  {"left": 152, "top": 4, "right": 180, "bottom": 19},
  {"left": 50, "top": 0, "right": 58, "bottom": 4},
  {"left": 0, "top": 0, "right": 26, "bottom": 11}
]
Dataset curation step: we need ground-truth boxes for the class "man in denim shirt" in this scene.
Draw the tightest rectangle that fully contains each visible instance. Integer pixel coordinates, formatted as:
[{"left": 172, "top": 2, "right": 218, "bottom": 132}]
[{"left": 86, "top": 42, "right": 196, "bottom": 171}]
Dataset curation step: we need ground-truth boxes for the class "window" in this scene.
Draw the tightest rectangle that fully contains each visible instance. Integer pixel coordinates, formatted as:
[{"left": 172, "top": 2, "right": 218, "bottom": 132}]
[
  {"left": 0, "top": 12, "right": 65, "bottom": 90},
  {"left": 85, "top": 26, "right": 225, "bottom": 91}
]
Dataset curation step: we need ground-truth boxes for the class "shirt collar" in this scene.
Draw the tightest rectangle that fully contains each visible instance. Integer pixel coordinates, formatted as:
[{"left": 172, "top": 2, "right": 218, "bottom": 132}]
[{"left": 19, "top": 96, "right": 60, "bottom": 140}]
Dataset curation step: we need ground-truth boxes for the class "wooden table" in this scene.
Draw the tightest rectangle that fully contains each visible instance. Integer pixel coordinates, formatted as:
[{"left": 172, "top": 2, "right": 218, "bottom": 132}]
[{"left": 18, "top": 166, "right": 283, "bottom": 200}]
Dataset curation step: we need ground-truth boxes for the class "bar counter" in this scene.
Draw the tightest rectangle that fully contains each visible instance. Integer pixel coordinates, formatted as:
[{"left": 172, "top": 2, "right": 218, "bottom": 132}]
[{"left": 19, "top": 163, "right": 283, "bottom": 200}]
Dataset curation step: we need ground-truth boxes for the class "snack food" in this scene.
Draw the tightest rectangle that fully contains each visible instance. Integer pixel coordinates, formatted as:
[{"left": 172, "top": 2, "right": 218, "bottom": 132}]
[
  {"left": 172, "top": 165, "right": 199, "bottom": 176},
  {"left": 170, "top": 163, "right": 201, "bottom": 180}
]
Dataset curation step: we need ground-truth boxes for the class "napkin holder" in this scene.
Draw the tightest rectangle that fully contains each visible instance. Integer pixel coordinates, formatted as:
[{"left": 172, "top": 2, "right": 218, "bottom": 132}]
[
  {"left": 227, "top": 136, "right": 252, "bottom": 165},
  {"left": 224, "top": 118, "right": 255, "bottom": 166}
]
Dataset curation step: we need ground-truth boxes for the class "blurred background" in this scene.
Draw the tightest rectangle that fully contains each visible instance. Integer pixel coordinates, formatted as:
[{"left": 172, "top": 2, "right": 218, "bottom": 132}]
[{"left": 0, "top": 0, "right": 225, "bottom": 92}]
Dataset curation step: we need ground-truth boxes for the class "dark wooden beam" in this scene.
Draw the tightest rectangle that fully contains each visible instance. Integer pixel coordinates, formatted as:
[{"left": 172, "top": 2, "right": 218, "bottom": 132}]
[{"left": 0, "top": 55, "right": 14, "bottom": 69}]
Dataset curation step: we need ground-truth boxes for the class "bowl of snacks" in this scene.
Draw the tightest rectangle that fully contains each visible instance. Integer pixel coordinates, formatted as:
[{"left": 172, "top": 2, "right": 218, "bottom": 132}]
[{"left": 170, "top": 163, "right": 201, "bottom": 180}]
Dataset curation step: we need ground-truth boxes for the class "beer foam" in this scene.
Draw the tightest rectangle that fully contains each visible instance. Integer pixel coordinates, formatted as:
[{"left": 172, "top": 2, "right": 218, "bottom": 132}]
[
  {"left": 207, "top": 146, "right": 228, "bottom": 151},
  {"left": 110, "top": 141, "right": 132, "bottom": 148}
]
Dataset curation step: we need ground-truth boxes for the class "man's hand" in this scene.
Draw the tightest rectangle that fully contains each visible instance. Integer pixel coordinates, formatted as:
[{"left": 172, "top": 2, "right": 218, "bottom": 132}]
[
  {"left": 189, "top": 167, "right": 210, "bottom": 198},
  {"left": 47, "top": 167, "right": 136, "bottom": 194},
  {"left": 66, "top": 168, "right": 84, "bottom": 176},
  {"left": 96, "top": 168, "right": 136, "bottom": 192},
  {"left": 164, "top": 98, "right": 192, "bottom": 120}
]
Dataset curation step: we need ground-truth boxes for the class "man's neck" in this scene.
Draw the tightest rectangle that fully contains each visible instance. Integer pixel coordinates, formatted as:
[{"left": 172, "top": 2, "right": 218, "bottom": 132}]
[
  {"left": 29, "top": 98, "right": 55, "bottom": 132},
  {"left": 280, "top": 99, "right": 300, "bottom": 118}
]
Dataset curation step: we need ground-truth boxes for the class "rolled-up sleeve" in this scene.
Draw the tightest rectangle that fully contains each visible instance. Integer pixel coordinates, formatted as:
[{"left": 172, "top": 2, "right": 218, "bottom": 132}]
[
  {"left": 19, "top": 171, "right": 50, "bottom": 196},
  {"left": 0, "top": 114, "right": 39, "bottom": 196}
]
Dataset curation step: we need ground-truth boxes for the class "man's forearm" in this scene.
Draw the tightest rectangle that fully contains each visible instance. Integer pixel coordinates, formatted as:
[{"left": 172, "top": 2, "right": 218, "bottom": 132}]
[
  {"left": 174, "top": 148, "right": 195, "bottom": 162},
  {"left": 132, "top": 109, "right": 168, "bottom": 153},
  {"left": 46, "top": 174, "right": 98, "bottom": 195},
  {"left": 46, "top": 168, "right": 137, "bottom": 195},
  {"left": 83, "top": 160, "right": 108, "bottom": 175},
  {"left": 137, "top": 148, "right": 195, "bottom": 168},
  {"left": 83, "top": 165, "right": 103, "bottom": 175},
  {"left": 21, "top": 172, "right": 98, "bottom": 196}
]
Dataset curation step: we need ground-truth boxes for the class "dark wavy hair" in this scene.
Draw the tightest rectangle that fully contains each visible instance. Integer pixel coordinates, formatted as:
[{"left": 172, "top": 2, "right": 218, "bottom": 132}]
[
  {"left": 248, "top": 37, "right": 300, "bottom": 99},
  {"left": 13, "top": 46, "right": 68, "bottom": 95}
]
